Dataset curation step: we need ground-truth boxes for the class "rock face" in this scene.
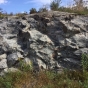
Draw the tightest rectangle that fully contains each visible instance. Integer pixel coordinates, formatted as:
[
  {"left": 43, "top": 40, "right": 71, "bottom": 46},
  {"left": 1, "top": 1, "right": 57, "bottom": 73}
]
[{"left": 0, "top": 11, "right": 88, "bottom": 74}]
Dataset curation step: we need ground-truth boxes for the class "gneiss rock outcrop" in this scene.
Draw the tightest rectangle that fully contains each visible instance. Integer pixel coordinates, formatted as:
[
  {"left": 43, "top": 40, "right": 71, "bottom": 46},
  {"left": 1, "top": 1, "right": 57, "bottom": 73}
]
[{"left": 0, "top": 11, "right": 88, "bottom": 74}]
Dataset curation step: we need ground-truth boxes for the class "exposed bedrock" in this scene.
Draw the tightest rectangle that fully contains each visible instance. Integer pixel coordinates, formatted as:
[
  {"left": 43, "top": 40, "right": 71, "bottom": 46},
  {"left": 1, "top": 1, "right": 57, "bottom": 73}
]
[{"left": 0, "top": 11, "right": 88, "bottom": 74}]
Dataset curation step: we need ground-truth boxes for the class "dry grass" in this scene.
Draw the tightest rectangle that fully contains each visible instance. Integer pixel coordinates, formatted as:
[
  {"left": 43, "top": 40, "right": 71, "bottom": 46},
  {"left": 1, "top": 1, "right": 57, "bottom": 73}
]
[
  {"left": 0, "top": 54, "right": 88, "bottom": 88},
  {"left": 0, "top": 70, "right": 88, "bottom": 88},
  {"left": 58, "top": 7, "right": 88, "bottom": 15}
]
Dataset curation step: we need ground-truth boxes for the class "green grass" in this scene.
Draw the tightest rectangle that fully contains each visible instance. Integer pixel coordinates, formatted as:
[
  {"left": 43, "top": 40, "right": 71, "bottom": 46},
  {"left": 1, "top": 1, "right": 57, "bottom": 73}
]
[
  {"left": 81, "top": 54, "right": 88, "bottom": 71},
  {"left": 0, "top": 54, "right": 88, "bottom": 88},
  {"left": 0, "top": 69, "right": 88, "bottom": 88}
]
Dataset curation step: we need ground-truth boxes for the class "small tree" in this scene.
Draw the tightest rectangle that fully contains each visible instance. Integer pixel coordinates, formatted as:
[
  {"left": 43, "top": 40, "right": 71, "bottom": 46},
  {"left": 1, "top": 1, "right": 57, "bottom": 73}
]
[
  {"left": 9, "top": 12, "right": 13, "bottom": 16},
  {"left": 39, "top": 8, "right": 48, "bottom": 12},
  {"left": 39, "top": 5, "right": 49, "bottom": 12},
  {"left": 74, "top": 0, "right": 84, "bottom": 11},
  {"left": 50, "top": 0, "right": 61, "bottom": 10},
  {"left": 30, "top": 8, "right": 37, "bottom": 14},
  {"left": 0, "top": 8, "right": 5, "bottom": 19}
]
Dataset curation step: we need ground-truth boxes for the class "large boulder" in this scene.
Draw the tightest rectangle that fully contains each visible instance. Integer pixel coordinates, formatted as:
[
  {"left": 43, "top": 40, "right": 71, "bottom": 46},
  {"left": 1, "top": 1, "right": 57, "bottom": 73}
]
[{"left": 7, "top": 53, "right": 18, "bottom": 67}]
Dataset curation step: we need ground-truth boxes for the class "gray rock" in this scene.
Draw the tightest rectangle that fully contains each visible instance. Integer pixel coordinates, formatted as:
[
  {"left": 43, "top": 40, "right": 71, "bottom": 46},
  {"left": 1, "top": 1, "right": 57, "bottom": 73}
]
[
  {"left": 0, "top": 11, "right": 88, "bottom": 73},
  {"left": 70, "top": 33, "right": 87, "bottom": 48},
  {"left": 4, "top": 67, "right": 20, "bottom": 73},
  {"left": 7, "top": 53, "right": 18, "bottom": 67},
  {"left": 0, "top": 54, "right": 7, "bottom": 60},
  {"left": 74, "top": 48, "right": 88, "bottom": 56},
  {"left": 0, "top": 68, "right": 20, "bottom": 76},
  {"left": 58, "top": 58, "right": 80, "bottom": 69},
  {"left": 0, "top": 59, "right": 7, "bottom": 69}
]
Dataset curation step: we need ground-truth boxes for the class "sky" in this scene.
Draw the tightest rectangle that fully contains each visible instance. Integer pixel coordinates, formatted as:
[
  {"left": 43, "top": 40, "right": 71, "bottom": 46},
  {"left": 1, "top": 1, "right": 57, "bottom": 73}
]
[{"left": 0, "top": 0, "right": 74, "bottom": 13}]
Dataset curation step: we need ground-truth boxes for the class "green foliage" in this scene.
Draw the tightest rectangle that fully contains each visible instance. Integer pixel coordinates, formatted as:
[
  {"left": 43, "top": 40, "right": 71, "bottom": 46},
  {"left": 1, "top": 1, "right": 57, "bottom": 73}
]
[
  {"left": 1, "top": 54, "right": 88, "bottom": 88},
  {"left": 0, "top": 14, "right": 4, "bottom": 19},
  {"left": 0, "top": 72, "right": 22, "bottom": 88},
  {"left": 30, "top": 8, "right": 37, "bottom": 14},
  {"left": 0, "top": 8, "right": 7, "bottom": 19},
  {"left": 16, "top": 13, "right": 25, "bottom": 18},
  {"left": 50, "top": 0, "right": 61, "bottom": 10},
  {"left": 83, "top": 80, "right": 88, "bottom": 88},
  {"left": 18, "top": 60, "right": 31, "bottom": 72},
  {"left": 39, "top": 7, "right": 48, "bottom": 12},
  {"left": 81, "top": 54, "right": 88, "bottom": 71},
  {"left": 74, "top": 10, "right": 88, "bottom": 15},
  {"left": 9, "top": 12, "right": 13, "bottom": 16},
  {"left": 0, "top": 69, "right": 88, "bottom": 88},
  {"left": 45, "top": 71, "right": 56, "bottom": 80},
  {"left": 58, "top": 7, "right": 88, "bottom": 15}
]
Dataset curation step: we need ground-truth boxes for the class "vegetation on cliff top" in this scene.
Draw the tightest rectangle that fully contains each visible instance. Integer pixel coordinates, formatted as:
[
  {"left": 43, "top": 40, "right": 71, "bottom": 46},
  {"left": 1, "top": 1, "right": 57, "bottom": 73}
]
[{"left": 0, "top": 0, "right": 88, "bottom": 18}]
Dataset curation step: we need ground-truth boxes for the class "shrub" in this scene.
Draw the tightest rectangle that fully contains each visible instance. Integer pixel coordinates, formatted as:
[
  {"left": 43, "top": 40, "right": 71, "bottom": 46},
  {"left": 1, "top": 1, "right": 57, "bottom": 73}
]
[
  {"left": 50, "top": 0, "right": 61, "bottom": 10},
  {"left": 0, "top": 8, "right": 5, "bottom": 19},
  {"left": 0, "top": 14, "right": 4, "bottom": 19},
  {"left": 0, "top": 72, "right": 22, "bottom": 88},
  {"left": 74, "top": 0, "right": 84, "bottom": 11},
  {"left": 9, "top": 12, "right": 13, "bottom": 16},
  {"left": 16, "top": 13, "right": 25, "bottom": 18},
  {"left": 39, "top": 7, "right": 48, "bottom": 12},
  {"left": 81, "top": 53, "right": 88, "bottom": 71},
  {"left": 18, "top": 60, "right": 32, "bottom": 72},
  {"left": 30, "top": 8, "right": 37, "bottom": 14}
]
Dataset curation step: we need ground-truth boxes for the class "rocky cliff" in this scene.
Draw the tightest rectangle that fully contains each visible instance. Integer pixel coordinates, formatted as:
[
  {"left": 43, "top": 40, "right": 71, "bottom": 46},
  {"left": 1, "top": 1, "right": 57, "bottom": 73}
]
[{"left": 0, "top": 11, "right": 88, "bottom": 74}]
